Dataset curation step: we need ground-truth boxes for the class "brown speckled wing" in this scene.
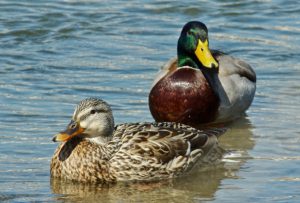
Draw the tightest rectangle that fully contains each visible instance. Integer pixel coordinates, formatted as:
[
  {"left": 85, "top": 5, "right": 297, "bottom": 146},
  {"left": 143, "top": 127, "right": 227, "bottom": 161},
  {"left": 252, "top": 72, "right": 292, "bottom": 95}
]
[{"left": 109, "top": 122, "right": 226, "bottom": 181}]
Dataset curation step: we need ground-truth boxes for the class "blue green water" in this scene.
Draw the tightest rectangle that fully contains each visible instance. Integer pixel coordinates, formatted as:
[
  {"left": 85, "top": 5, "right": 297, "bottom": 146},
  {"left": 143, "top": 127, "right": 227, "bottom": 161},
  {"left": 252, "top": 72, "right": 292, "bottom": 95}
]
[{"left": 1, "top": 0, "right": 300, "bottom": 202}]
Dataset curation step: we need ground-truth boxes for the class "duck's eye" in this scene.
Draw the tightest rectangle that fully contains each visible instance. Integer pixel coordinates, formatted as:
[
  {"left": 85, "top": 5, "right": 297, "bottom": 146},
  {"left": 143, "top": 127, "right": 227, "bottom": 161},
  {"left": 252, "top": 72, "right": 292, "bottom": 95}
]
[
  {"left": 187, "top": 31, "right": 192, "bottom": 36},
  {"left": 201, "top": 48, "right": 204, "bottom": 51},
  {"left": 70, "top": 123, "right": 77, "bottom": 129},
  {"left": 90, "top": 109, "right": 96, "bottom": 114}
]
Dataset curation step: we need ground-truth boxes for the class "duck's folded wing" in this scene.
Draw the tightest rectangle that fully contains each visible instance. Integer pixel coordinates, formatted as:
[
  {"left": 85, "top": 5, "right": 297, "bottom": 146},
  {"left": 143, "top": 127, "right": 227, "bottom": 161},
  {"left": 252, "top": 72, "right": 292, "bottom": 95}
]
[
  {"left": 110, "top": 122, "right": 226, "bottom": 180},
  {"left": 212, "top": 51, "right": 256, "bottom": 83}
]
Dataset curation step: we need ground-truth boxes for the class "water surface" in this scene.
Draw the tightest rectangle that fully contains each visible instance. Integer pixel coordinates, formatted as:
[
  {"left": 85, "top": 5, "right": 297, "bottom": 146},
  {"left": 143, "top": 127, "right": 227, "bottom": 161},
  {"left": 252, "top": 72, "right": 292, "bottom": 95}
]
[{"left": 0, "top": 0, "right": 300, "bottom": 202}]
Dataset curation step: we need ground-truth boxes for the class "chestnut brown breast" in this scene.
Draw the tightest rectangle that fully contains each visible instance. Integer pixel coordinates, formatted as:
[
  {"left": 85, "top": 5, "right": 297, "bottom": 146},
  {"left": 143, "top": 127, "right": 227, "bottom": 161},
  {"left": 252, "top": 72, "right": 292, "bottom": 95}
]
[{"left": 149, "top": 68, "right": 219, "bottom": 126}]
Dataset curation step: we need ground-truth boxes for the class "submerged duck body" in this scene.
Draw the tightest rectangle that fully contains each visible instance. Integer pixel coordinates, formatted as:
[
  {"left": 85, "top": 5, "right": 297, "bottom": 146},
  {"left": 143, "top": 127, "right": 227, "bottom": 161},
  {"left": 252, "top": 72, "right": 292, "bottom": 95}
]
[
  {"left": 149, "top": 21, "right": 256, "bottom": 126},
  {"left": 51, "top": 98, "right": 226, "bottom": 183}
]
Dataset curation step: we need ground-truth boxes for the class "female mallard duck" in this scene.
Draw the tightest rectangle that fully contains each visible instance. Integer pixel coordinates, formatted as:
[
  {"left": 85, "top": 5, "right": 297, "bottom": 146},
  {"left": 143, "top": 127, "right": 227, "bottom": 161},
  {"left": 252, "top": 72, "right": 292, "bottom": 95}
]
[
  {"left": 149, "top": 21, "right": 256, "bottom": 126},
  {"left": 51, "top": 98, "right": 226, "bottom": 183}
]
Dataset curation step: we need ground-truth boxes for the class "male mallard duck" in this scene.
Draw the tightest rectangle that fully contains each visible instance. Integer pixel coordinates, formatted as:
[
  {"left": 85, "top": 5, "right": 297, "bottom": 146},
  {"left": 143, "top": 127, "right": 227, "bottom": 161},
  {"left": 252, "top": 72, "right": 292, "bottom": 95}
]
[
  {"left": 51, "top": 98, "right": 226, "bottom": 183},
  {"left": 149, "top": 21, "right": 256, "bottom": 126}
]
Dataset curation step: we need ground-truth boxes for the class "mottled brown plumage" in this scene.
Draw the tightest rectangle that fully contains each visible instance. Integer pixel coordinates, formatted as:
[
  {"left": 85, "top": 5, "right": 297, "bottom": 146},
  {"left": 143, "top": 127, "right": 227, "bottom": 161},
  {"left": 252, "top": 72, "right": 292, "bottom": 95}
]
[{"left": 50, "top": 98, "right": 226, "bottom": 183}]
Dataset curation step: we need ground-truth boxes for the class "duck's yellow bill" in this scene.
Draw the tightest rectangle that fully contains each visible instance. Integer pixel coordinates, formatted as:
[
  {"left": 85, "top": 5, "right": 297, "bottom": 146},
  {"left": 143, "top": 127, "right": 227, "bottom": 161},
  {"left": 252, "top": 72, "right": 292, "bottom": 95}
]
[
  {"left": 52, "top": 121, "right": 85, "bottom": 142},
  {"left": 194, "top": 39, "right": 218, "bottom": 69}
]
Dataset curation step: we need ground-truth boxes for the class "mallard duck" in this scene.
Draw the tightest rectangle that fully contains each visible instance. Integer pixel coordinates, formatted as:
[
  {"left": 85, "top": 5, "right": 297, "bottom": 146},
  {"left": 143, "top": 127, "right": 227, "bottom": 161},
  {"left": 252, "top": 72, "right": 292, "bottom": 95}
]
[
  {"left": 149, "top": 21, "right": 256, "bottom": 126},
  {"left": 50, "top": 98, "right": 226, "bottom": 183}
]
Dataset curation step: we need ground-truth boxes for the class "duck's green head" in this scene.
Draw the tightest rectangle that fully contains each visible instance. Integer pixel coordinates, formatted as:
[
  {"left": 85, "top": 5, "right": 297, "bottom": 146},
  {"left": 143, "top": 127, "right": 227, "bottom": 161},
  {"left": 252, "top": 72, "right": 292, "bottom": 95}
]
[{"left": 177, "top": 21, "right": 218, "bottom": 70}]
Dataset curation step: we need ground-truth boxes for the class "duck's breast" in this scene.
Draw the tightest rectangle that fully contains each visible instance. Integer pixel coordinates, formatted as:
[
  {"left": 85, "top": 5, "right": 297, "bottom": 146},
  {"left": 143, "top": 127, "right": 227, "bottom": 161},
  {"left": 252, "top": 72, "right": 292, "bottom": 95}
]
[{"left": 149, "top": 67, "right": 219, "bottom": 125}]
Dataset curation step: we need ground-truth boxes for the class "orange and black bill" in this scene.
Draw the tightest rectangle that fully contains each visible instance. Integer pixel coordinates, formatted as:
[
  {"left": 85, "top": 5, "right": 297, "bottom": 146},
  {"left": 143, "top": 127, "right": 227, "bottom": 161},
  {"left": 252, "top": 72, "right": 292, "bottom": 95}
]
[{"left": 52, "top": 120, "right": 85, "bottom": 142}]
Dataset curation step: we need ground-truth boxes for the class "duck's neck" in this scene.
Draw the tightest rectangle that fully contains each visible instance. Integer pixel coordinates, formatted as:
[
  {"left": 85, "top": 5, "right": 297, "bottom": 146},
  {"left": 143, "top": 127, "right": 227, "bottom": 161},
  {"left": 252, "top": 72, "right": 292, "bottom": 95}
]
[
  {"left": 178, "top": 53, "right": 200, "bottom": 69},
  {"left": 178, "top": 52, "right": 222, "bottom": 102},
  {"left": 87, "top": 136, "right": 111, "bottom": 145}
]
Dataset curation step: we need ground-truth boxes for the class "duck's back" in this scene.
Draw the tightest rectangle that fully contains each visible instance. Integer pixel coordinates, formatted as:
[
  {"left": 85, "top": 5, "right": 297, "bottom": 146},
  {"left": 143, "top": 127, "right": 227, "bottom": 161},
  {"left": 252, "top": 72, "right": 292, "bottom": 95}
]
[{"left": 109, "top": 122, "right": 225, "bottom": 181}]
